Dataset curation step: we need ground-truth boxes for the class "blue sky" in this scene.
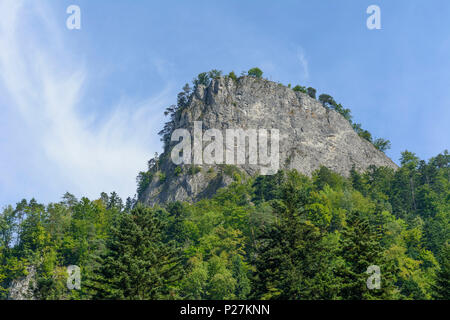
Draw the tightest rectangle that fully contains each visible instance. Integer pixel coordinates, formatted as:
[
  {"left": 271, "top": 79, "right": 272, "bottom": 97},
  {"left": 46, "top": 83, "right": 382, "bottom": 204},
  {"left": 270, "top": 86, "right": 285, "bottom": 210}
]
[{"left": 0, "top": 0, "right": 449, "bottom": 207}]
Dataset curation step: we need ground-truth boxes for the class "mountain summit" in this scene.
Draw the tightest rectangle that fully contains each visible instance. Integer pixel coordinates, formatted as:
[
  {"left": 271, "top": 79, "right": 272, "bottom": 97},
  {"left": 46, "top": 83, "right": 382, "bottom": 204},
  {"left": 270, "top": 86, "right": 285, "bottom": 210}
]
[{"left": 139, "top": 75, "right": 397, "bottom": 205}]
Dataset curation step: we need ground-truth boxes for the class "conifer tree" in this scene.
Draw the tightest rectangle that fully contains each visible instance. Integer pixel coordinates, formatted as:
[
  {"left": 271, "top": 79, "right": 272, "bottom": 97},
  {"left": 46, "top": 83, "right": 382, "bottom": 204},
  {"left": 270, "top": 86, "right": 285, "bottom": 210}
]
[
  {"left": 338, "top": 212, "right": 397, "bottom": 299},
  {"left": 91, "top": 205, "right": 183, "bottom": 299},
  {"left": 433, "top": 243, "right": 450, "bottom": 300},
  {"left": 253, "top": 173, "right": 340, "bottom": 299}
]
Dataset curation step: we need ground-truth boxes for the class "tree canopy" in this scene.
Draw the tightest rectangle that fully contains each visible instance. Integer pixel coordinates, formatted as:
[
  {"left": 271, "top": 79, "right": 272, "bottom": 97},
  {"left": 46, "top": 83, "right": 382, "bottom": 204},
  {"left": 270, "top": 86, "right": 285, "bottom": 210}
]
[{"left": 1, "top": 150, "right": 448, "bottom": 300}]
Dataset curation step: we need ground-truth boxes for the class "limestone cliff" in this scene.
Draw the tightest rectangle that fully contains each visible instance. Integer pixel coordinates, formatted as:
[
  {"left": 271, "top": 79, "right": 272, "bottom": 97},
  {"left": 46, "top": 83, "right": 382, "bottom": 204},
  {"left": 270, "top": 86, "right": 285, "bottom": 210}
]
[{"left": 140, "top": 76, "right": 397, "bottom": 205}]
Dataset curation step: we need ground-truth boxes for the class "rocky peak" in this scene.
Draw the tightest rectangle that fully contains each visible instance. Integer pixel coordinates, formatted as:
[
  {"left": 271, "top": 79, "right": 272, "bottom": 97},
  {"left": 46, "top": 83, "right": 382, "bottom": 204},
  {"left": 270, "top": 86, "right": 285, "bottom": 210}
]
[{"left": 140, "top": 75, "right": 397, "bottom": 205}]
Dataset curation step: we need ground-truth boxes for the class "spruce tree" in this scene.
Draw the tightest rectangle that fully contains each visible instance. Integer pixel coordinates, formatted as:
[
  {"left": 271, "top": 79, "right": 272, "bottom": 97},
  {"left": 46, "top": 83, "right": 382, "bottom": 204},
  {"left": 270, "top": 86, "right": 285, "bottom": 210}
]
[
  {"left": 92, "top": 204, "right": 183, "bottom": 299},
  {"left": 253, "top": 173, "right": 340, "bottom": 299},
  {"left": 433, "top": 243, "right": 450, "bottom": 300},
  {"left": 338, "top": 212, "right": 397, "bottom": 299}
]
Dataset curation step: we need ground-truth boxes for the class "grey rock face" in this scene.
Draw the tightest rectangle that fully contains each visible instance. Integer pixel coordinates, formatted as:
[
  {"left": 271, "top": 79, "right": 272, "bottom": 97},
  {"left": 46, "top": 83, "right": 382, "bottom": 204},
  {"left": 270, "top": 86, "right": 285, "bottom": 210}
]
[
  {"left": 141, "top": 76, "right": 397, "bottom": 205},
  {"left": 8, "top": 266, "right": 36, "bottom": 300}
]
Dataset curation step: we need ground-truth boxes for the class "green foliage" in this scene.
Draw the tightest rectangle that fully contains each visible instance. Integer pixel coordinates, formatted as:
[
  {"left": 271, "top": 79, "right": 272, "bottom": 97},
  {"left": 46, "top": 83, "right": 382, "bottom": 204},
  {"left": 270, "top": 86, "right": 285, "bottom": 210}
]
[
  {"left": 1, "top": 68, "right": 445, "bottom": 300},
  {"left": 338, "top": 213, "right": 397, "bottom": 299},
  {"left": 319, "top": 94, "right": 352, "bottom": 124},
  {"left": 433, "top": 243, "right": 450, "bottom": 299},
  {"left": 319, "top": 94, "right": 337, "bottom": 108},
  {"left": 353, "top": 123, "right": 373, "bottom": 143},
  {"left": 228, "top": 71, "right": 237, "bottom": 82},
  {"left": 208, "top": 69, "right": 222, "bottom": 80},
  {"left": 316, "top": 92, "right": 391, "bottom": 150},
  {"left": 187, "top": 165, "right": 202, "bottom": 175},
  {"left": 313, "top": 166, "right": 347, "bottom": 191},
  {"left": 160, "top": 70, "right": 228, "bottom": 153},
  {"left": 1, "top": 150, "right": 448, "bottom": 300},
  {"left": 158, "top": 172, "right": 167, "bottom": 183},
  {"left": 159, "top": 84, "right": 192, "bottom": 152},
  {"left": 174, "top": 166, "right": 182, "bottom": 176},
  {"left": 136, "top": 171, "right": 153, "bottom": 197},
  {"left": 333, "top": 103, "right": 352, "bottom": 123},
  {"left": 0, "top": 194, "right": 123, "bottom": 299},
  {"left": 193, "top": 72, "right": 210, "bottom": 88},
  {"left": 293, "top": 85, "right": 307, "bottom": 93},
  {"left": 247, "top": 67, "right": 263, "bottom": 78},
  {"left": 92, "top": 205, "right": 183, "bottom": 299},
  {"left": 373, "top": 138, "right": 392, "bottom": 153},
  {"left": 253, "top": 183, "right": 341, "bottom": 299},
  {"left": 307, "top": 87, "right": 317, "bottom": 99},
  {"left": 221, "top": 165, "right": 240, "bottom": 178}
]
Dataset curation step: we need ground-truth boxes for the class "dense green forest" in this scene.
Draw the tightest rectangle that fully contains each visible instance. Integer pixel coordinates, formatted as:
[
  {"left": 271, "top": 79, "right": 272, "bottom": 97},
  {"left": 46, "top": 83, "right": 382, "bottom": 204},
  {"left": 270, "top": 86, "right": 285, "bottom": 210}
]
[{"left": 0, "top": 150, "right": 448, "bottom": 300}]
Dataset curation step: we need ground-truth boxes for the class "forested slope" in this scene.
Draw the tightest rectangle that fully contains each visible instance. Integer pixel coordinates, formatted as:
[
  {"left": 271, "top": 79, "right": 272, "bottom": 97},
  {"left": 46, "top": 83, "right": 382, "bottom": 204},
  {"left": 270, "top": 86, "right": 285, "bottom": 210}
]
[{"left": 1, "top": 151, "right": 448, "bottom": 300}]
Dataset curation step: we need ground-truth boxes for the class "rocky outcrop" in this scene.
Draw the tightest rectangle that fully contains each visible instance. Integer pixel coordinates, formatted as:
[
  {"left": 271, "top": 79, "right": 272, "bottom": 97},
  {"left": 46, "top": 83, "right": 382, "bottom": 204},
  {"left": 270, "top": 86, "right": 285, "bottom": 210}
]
[
  {"left": 140, "top": 76, "right": 397, "bottom": 205},
  {"left": 8, "top": 266, "right": 36, "bottom": 300}
]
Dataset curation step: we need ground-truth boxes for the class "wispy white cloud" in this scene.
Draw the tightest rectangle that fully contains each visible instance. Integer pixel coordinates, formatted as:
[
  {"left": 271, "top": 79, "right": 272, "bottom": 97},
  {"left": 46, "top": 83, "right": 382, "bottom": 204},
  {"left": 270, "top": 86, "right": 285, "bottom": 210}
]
[
  {"left": 0, "top": 0, "right": 172, "bottom": 205},
  {"left": 296, "top": 47, "right": 309, "bottom": 81}
]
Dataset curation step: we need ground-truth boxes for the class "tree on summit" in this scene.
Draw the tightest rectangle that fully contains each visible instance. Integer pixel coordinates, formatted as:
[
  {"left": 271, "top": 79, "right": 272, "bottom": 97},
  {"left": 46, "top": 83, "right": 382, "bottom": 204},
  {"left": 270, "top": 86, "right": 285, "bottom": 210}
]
[
  {"left": 307, "top": 87, "right": 317, "bottom": 99},
  {"left": 247, "top": 67, "right": 263, "bottom": 78},
  {"left": 319, "top": 94, "right": 337, "bottom": 109}
]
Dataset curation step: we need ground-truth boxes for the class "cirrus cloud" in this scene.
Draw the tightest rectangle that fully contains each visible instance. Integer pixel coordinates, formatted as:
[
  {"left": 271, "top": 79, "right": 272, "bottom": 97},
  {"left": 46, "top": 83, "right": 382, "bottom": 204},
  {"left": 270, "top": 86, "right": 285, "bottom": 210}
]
[{"left": 0, "top": 0, "right": 171, "bottom": 206}]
